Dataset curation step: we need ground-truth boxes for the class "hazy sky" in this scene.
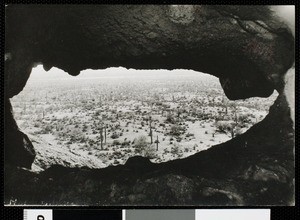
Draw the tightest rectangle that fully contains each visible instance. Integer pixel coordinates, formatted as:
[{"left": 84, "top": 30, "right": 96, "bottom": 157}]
[{"left": 29, "top": 65, "right": 217, "bottom": 81}]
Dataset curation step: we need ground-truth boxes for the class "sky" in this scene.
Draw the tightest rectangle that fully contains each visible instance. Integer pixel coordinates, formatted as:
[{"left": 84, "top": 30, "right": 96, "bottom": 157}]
[{"left": 29, "top": 65, "right": 217, "bottom": 81}]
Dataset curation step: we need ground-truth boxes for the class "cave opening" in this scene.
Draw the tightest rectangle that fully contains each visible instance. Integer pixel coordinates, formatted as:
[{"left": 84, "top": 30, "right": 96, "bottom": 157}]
[
  {"left": 4, "top": 4, "right": 295, "bottom": 206},
  {"left": 10, "top": 65, "right": 278, "bottom": 172}
]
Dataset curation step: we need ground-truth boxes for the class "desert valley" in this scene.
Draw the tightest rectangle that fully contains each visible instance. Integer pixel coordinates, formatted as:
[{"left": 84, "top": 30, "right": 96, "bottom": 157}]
[{"left": 11, "top": 66, "right": 278, "bottom": 172}]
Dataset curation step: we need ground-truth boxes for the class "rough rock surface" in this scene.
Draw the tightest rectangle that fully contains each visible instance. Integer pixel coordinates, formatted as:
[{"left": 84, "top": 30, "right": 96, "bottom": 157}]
[
  {"left": 4, "top": 99, "right": 36, "bottom": 169},
  {"left": 4, "top": 5, "right": 294, "bottom": 205},
  {"left": 5, "top": 5, "right": 294, "bottom": 98}
]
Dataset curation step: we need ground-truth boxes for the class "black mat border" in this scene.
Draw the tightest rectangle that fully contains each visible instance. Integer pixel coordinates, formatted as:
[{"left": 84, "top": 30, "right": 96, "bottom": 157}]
[{"left": 1, "top": 1, "right": 298, "bottom": 220}]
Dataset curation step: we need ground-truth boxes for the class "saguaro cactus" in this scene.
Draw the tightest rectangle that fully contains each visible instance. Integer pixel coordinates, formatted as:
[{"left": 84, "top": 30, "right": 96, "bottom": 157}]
[
  {"left": 149, "top": 116, "right": 153, "bottom": 144},
  {"left": 104, "top": 125, "right": 107, "bottom": 144},
  {"left": 100, "top": 126, "right": 104, "bottom": 150},
  {"left": 155, "top": 135, "right": 160, "bottom": 151},
  {"left": 177, "top": 108, "right": 181, "bottom": 119}
]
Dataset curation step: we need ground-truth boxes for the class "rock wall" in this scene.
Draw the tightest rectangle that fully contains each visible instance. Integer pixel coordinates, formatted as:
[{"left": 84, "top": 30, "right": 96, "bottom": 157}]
[
  {"left": 5, "top": 5, "right": 294, "bottom": 98},
  {"left": 4, "top": 5, "right": 295, "bottom": 205}
]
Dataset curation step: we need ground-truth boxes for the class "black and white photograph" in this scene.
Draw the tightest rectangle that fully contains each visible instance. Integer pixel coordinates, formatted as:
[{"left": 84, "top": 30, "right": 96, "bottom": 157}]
[{"left": 4, "top": 5, "right": 295, "bottom": 206}]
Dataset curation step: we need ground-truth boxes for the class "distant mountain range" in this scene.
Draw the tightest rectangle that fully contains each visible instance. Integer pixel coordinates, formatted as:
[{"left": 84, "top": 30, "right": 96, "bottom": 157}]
[{"left": 29, "top": 65, "right": 218, "bottom": 82}]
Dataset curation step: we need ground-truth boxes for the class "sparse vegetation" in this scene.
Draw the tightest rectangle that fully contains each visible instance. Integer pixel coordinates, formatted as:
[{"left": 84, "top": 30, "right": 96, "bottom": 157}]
[{"left": 10, "top": 67, "right": 277, "bottom": 171}]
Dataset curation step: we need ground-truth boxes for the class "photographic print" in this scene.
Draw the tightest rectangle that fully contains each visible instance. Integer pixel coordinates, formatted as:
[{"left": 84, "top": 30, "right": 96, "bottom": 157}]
[
  {"left": 4, "top": 5, "right": 295, "bottom": 205},
  {"left": 125, "top": 209, "right": 270, "bottom": 220}
]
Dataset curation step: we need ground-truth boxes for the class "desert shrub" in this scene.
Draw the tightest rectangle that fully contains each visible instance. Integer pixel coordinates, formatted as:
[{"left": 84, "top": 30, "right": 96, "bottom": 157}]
[
  {"left": 215, "top": 121, "right": 234, "bottom": 133},
  {"left": 112, "top": 151, "right": 122, "bottom": 158},
  {"left": 112, "top": 140, "right": 120, "bottom": 146},
  {"left": 33, "top": 120, "right": 43, "bottom": 128},
  {"left": 186, "top": 133, "right": 194, "bottom": 137},
  {"left": 82, "top": 124, "right": 88, "bottom": 132},
  {"left": 238, "top": 114, "right": 250, "bottom": 123},
  {"left": 40, "top": 124, "right": 53, "bottom": 134},
  {"left": 111, "top": 132, "right": 119, "bottom": 139},
  {"left": 169, "top": 125, "right": 185, "bottom": 136},
  {"left": 124, "top": 149, "right": 132, "bottom": 153},
  {"left": 121, "top": 140, "right": 130, "bottom": 147},
  {"left": 215, "top": 114, "right": 226, "bottom": 121},
  {"left": 88, "top": 139, "right": 95, "bottom": 145},
  {"left": 143, "top": 145, "right": 156, "bottom": 159},
  {"left": 94, "top": 109, "right": 101, "bottom": 116},
  {"left": 171, "top": 144, "right": 180, "bottom": 156},
  {"left": 165, "top": 114, "right": 175, "bottom": 124},
  {"left": 79, "top": 137, "right": 86, "bottom": 143},
  {"left": 68, "top": 127, "right": 86, "bottom": 142},
  {"left": 133, "top": 136, "right": 155, "bottom": 158},
  {"left": 134, "top": 136, "right": 148, "bottom": 154},
  {"left": 234, "top": 127, "right": 243, "bottom": 136}
]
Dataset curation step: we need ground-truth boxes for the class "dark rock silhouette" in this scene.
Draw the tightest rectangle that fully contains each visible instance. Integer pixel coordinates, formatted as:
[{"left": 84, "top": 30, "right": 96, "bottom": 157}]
[
  {"left": 5, "top": 99, "right": 36, "bottom": 169},
  {"left": 5, "top": 5, "right": 294, "bottom": 98},
  {"left": 4, "top": 5, "right": 294, "bottom": 205}
]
